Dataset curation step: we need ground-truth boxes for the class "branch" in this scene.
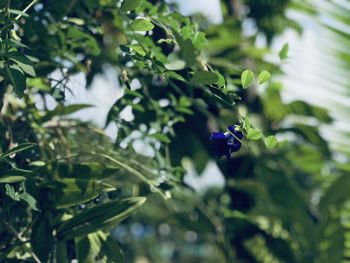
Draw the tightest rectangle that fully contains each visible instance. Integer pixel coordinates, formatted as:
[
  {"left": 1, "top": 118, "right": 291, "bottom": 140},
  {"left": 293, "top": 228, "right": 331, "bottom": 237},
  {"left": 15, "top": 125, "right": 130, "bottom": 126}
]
[
  {"left": 3, "top": 220, "right": 42, "bottom": 263},
  {"left": 15, "top": 0, "right": 38, "bottom": 20}
]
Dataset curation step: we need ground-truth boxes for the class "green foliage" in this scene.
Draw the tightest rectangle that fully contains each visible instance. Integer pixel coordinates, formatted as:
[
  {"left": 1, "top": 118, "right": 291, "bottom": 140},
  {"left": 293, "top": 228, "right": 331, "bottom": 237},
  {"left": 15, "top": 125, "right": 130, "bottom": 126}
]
[
  {"left": 0, "top": 0, "right": 348, "bottom": 263},
  {"left": 191, "top": 71, "right": 219, "bottom": 85},
  {"left": 0, "top": 142, "right": 36, "bottom": 159},
  {"left": 57, "top": 197, "right": 146, "bottom": 240},
  {"left": 258, "top": 70, "right": 272, "bottom": 84},
  {"left": 130, "top": 18, "right": 154, "bottom": 31},
  {"left": 121, "top": 0, "right": 142, "bottom": 12},
  {"left": 264, "top": 135, "right": 278, "bottom": 149},
  {"left": 279, "top": 43, "right": 289, "bottom": 60},
  {"left": 241, "top": 69, "right": 254, "bottom": 89},
  {"left": 246, "top": 128, "right": 263, "bottom": 140}
]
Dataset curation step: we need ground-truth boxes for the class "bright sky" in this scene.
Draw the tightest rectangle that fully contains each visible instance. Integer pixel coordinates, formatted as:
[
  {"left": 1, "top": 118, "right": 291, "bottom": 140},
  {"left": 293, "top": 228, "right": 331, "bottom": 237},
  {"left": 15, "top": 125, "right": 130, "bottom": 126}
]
[{"left": 167, "top": 0, "right": 223, "bottom": 24}]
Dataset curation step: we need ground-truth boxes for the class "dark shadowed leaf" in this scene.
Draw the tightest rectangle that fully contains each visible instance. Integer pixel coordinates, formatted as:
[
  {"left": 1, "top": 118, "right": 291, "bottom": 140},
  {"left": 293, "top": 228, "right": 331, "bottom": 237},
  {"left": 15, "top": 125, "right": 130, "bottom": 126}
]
[
  {"left": 258, "top": 70, "right": 272, "bottom": 84},
  {"left": 5, "top": 64, "right": 26, "bottom": 96},
  {"left": 0, "top": 176, "right": 27, "bottom": 183},
  {"left": 0, "top": 142, "right": 36, "bottom": 159},
  {"left": 121, "top": 0, "right": 142, "bottom": 12},
  {"left": 191, "top": 71, "right": 218, "bottom": 85},
  {"left": 279, "top": 43, "right": 289, "bottom": 60},
  {"left": 42, "top": 104, "right": 93, "bottom": 122},
  {"left": 57, "top": 197, "right": 146, "bottom": 239},
  {"left": 55, "top": 178, "right": 116, "bottom": 209}
]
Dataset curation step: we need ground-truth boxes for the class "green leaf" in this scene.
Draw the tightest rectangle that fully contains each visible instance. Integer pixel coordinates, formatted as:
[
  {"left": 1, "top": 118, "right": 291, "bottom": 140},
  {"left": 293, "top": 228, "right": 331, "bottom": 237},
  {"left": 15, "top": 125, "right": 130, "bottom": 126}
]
[
  {"left": 179, "top": 38, "right": 196, "bottom": 66},
  {"left": 129, "top": 44, "right": 146, "bottom": 56},
  {"left": 0, "top": 142, "right": 36, "bottom": 159},
  {"left": 27, "top": 77, "right": 50, "bottom": 91},
  {"left": 75, "top": 231, "right": 125, "bottom": 263},
  {"left": 57, "top": 197, "right": 146, "bottom": 240},
  {"left": 4, "top": 52, "right": 36, "bottom": 77},
  {"left": 42, "top": 104, "right": 93, "bottom": 122},
  {"left": 258, "top": 70, "right": 271, "bottom": 85},
  {"left": 209, "top": 87, "right": 234, "bottom": 106},
  {"left": 53, "top": 162, "right": 118, "bottom": 179},
  {"left": 20, "top": 191, "right": 39, "bottom": 211},
  {"left": 246, "top": 128, "right": 262, "bottom": 140},
  {"left": 216, "top": 71, "right": 225, "bottom": 88},
  {"left": 5, "top": 183, "right": 39, "bottom": 210},
  {"left": 191, "top": 71, "right": 218, "bottom": 85},
  {"left": 165, "top": 60, "right": 186, "bottom": 71},
  {"left": 130, "top": 18, "right": 154, "bottom": 31},
  {"left": 241, "top": 69, "right": 254, "bottom": 89},
  {"left": 66, "top": 27, "right": 100, "bottom": 56},
  {"left": 150, "top": 133, "right": 171, "bottom": 144},
  {"left": 31, "top": 216, "right": 54, "bottom": 263},
  {"left": 5, "top": 64, "right": 26, "bottom": 96},
  {"left": 67, "top": 18, "right": 85, "bottom": 25},
  {"left": 98, "top": 232, "right": 126, "bottom": 263},
  {"left": 164, "top": 71, "right": 186, "bottom": 81},
  {"left": 9, "top": 9, "right": 29, "bottom": 17},
  {"left": 6, "top": 167, "right": 34, "bottom": 176},
  {"left": 75, "top": 235, "right": 96, "bottom": 262},
  {"left": 241, "top": 117, "right": 251, "bottom": 134},
  {"left": 179, "top": 96, "right": 192, "bottom": 107},
  {"left": 5, "top": 184, "right": 20, "bottom": 201},
  {"left": 265, "top": 135, "right": 278, "bottom": 149},
  {"left": 0, "top": 176, "right": 26, "bottom": 183},
  {"left": 56, "top": 241, "right": 68, "bottom": 263},
  {"left": 279, "top": 43, "right": 289, "bottom": 60},
  {"left": 121, "top": 0, "right": 142, "bottom": 12},
  {"left": 99, "top": 154, "right": 164, "bottom": 197},
  {"left": 55, "top": 178, "right": 116, "bottom": 209},
  {"left": 2, "top": 39, "right": 29, "bottom": 48},
  {"left": 172, "top": 30, "right": 197, "bottom": 67}
]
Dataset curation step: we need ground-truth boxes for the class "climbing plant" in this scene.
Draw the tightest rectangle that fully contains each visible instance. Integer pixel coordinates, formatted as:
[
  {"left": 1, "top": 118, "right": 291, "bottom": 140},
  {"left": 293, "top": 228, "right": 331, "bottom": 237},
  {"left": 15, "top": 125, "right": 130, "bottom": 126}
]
[{"left": 0, "top": 0, "right": 348, "bottom": 262}]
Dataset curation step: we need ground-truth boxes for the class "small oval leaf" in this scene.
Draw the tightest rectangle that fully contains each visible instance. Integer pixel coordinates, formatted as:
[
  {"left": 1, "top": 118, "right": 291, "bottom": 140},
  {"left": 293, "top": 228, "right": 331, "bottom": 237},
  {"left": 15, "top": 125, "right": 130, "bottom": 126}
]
[
  {"left": 279, "top": 43, "right": 289, "bottom": 60},
  {"left": 241, "top": 69, "right": 254, "bottom": 89},
  {"left": 130, "top": 18, "right": 154, "bottom": 32},
  {"left": 246, "top": 128, "right": 262, "bottom": 140},
  {"left": 258, "top": 70, "right": 271, "bottom": 85},
  {"left": 191, "top": 71, "right": 218, "bottom": 85},
  {"left": 265, "top": 135, "right": 278, "bottom": 149}
]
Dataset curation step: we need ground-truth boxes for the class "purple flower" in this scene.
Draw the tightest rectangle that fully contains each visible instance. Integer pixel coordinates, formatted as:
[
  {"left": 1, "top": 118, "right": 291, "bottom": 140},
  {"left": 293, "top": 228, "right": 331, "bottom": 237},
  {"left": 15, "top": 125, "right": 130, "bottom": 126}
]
[{"left": 210, "top": 125, "right": 243, "bottom": 158}]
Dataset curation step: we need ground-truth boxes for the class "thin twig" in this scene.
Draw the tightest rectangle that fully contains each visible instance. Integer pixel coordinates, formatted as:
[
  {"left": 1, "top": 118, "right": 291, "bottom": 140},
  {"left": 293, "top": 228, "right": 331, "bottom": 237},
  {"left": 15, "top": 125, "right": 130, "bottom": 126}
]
[
  {"left": 6, "top": 0, "right": 11, "bottom": 17},
  {"left": 3, "top": 220, "right": 42, "bottom": 263},
  {"left": 96, "top": 152, "right": 167, "bottom": 199},
  {"left": 15, "top": 0, "right": 38, "bottom": 20}
]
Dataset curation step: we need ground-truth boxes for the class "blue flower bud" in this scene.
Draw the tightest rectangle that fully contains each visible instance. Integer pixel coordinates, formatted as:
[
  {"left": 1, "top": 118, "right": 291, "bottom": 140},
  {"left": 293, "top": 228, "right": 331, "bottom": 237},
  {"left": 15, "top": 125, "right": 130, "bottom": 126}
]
[{"left": 210, "top": 126, "right": 243, "bottom": 158}]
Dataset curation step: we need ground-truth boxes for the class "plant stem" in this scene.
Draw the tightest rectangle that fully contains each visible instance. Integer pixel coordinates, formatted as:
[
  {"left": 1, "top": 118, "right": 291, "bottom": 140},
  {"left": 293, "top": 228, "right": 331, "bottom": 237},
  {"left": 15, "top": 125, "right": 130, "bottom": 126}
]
[
  {"left": 6, "top": 0, "right": 11, "bottom": 17},
  {"left": 97, "top": 153, "right": 167, "bottom": 199},
  {"left": 3, "top": 220, "right": 42, "bottom": 263},
  {"left": 15, "top": 0, "right": 38, "bottom": 20}
]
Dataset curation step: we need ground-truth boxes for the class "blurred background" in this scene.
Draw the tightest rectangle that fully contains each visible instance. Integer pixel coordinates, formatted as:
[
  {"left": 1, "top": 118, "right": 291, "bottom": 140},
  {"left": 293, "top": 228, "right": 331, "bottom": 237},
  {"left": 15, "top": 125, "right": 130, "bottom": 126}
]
[
  {"left": 1, "top": 0, "right": 350, "bottom": 262},
  {"left": 63, "top": 0, "right": 350, "bottom": 188}
]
